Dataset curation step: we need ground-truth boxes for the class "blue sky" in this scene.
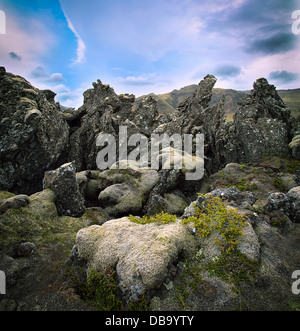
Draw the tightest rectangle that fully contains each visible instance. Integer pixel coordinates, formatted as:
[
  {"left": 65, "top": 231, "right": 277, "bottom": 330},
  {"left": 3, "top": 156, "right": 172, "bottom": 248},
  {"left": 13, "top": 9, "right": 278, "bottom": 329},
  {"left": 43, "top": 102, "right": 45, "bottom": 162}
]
[{"left": 0, "top": 0, "right": 299, "bottom": 108}]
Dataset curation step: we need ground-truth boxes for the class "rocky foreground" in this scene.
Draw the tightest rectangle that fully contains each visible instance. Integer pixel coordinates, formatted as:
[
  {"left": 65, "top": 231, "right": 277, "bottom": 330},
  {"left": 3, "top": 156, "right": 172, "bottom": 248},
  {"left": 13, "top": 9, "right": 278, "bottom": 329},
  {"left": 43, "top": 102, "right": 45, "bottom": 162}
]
[{"left": 0, "top": 67, "right": 300, "bottom": 311}]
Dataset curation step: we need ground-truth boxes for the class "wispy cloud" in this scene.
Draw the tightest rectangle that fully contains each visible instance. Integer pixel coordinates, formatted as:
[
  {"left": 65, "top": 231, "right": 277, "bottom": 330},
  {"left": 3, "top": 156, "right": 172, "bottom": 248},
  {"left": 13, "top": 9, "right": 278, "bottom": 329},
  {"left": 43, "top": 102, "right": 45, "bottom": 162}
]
[
  {"left": 59, "top": 0, "right": 86, "bottom": 64},
  {"left": 118, "top": 74, "right": 156, "bottom": 86},
  {"left": 65, "top": 15, "right": 86, "bottom": 64},
  {"left": 30, "top": 66, "right": 65, "bottom": 84}
]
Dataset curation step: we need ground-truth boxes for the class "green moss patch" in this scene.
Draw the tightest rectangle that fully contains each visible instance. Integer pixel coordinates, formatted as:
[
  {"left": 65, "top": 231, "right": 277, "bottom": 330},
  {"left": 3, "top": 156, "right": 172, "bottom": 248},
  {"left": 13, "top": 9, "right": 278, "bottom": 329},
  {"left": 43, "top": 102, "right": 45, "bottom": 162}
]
[
  {"left": 182, "top": 195, "right": 248, "bottom": 254},
  {"left": 129, "top": 212, "right": 177, "bottom": 226}
]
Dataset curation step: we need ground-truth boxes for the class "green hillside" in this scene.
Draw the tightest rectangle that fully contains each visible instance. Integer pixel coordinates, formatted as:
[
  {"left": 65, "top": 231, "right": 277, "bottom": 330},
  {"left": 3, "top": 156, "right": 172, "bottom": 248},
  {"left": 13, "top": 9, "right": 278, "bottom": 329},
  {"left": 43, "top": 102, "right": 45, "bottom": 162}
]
[{"left": 278, "top": 89, "right": 300, "bottom": 118}]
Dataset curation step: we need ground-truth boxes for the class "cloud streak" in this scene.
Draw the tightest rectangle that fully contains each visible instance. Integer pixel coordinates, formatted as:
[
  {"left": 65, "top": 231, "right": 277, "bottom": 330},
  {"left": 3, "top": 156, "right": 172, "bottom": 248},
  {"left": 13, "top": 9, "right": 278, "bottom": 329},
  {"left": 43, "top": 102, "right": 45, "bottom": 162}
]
[
  {"left": 65, "top": 16, "right": 86, "bottom": 64},
  {"left": 59, "top": 0, "right": 86, "bottom": 65}
]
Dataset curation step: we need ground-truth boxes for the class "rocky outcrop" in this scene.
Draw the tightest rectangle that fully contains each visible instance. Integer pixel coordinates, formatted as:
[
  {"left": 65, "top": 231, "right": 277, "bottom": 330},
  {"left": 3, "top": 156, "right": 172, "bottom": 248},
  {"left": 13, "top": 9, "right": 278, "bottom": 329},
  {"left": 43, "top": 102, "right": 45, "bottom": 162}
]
[
  {"left": 129, "top": 95, "right": 168, "bottom": 136},
  {"left": 156, "top": 75, "right": 297, "bottom": 175},
  {"left": 0, "top": 67, "right": 69, "bottom": 194},
  {"left": 156, "top": 75, "right": 227, "bottom": 175},
  {"left": 232, "top": 78, "right": 296, "bottom": 163},
  {"left": 1, "top": 68, "right": 296, "bottom": 200},
  {"left": 66, "top": 80, "right": 139, "bottom": 171},
  {"left": 65, "top": 81, "right": 172, "bottom": 174}
]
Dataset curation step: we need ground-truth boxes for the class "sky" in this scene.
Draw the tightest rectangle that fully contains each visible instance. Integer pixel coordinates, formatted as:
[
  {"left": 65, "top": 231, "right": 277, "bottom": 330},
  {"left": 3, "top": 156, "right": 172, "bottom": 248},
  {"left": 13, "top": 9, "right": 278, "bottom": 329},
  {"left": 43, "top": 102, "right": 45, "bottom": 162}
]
[{"left": 0, "top": 0, "right": 299, "bottom": 108}]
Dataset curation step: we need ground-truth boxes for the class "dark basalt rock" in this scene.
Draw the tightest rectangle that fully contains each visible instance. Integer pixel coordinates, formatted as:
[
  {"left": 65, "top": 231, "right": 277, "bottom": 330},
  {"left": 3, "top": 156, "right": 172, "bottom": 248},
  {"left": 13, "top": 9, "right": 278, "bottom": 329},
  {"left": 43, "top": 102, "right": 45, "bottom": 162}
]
[{"left": 43, "top": 161, "right": 85, "bottom": 217}]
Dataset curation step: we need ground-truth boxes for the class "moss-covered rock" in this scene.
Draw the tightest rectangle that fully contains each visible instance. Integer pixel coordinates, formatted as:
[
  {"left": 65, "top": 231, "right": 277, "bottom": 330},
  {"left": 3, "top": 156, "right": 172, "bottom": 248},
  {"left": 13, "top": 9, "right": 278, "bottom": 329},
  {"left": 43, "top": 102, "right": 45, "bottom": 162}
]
[
  {"left": 163, "top": 193, "right": 188, "bottom": 215},
  {"left": 27, "top": 189, "right": 58, "bottom": 218},
  {"left": 98, "top": 167, "right": 160, "bottom": 217},
  {"left": 0, "top": 194, "right": 29, "bottom": 213},
  {"left": 75, "top": 217, "right": 197, "bottom": 302},
  {"left": 202, "top": 159, "right": 299, "bottom": 200}
]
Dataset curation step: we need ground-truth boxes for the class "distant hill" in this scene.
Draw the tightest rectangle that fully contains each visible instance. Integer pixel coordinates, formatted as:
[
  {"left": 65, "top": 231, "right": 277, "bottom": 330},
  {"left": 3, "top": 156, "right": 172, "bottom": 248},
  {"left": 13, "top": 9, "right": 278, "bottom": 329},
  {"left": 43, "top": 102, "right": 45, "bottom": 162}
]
[
  {"left": 277, "top": 89, "right": 300, "bottom": 119},
  {"left": 137, "top": 85, "right": 300, "bottom": 121}
]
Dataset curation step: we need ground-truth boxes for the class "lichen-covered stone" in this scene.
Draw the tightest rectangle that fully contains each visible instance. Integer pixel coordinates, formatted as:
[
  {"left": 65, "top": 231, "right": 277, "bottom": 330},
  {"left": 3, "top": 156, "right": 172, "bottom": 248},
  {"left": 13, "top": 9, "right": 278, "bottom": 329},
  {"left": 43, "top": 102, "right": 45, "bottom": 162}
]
[{"left": 75, "top": 217, "right": 197, "bottom": 302}]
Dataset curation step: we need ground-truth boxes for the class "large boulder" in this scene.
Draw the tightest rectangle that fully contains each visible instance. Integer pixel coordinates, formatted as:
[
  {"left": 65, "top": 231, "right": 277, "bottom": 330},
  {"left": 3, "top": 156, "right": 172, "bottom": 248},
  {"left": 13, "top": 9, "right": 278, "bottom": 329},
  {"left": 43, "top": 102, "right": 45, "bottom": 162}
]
[
  {"left": 43, "top": 162, "right": 85, "bottom": 217},
  {"left": 75, "top": 217, "right": 197, "bottom": 302},
  {"left": 27, "top": 189, "right": 58, "bottom": 219},
  {"left": 182, "top": 192, "right": 261, "bottom": 263},
  {"left": 0, "top": 67, "right": 69, "bottom": 194},
  {"left": 97, "top": 165, "right": 160, "bottom": 217}
]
